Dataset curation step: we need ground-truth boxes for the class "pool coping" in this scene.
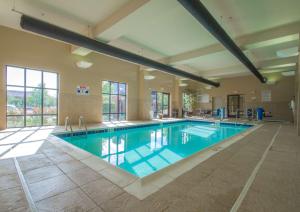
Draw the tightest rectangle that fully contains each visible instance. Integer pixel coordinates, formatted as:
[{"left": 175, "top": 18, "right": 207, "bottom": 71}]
[
  {"left": 53, "top": 118, "right": 253, "bottom": 138},
  {"left": 47, "top": 119, "right": 261, "bottom": 200}
]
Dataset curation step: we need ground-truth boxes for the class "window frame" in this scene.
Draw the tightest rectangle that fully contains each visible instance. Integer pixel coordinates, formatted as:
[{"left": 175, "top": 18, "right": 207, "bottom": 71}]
[
  {"left": 151, "top": 91, "right": 170, "bottom": 118},
  {"left": 6, "top": 65, "right": 59, "bottom": 128},
  {"left": 102, "top": 80, "right": 127, "bottom": 121}
]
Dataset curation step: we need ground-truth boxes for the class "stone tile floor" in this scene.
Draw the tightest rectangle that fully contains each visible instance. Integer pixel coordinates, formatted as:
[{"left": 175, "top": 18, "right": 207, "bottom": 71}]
[{"left": 0, "top": 122, "right": 299, "bottom": 211}]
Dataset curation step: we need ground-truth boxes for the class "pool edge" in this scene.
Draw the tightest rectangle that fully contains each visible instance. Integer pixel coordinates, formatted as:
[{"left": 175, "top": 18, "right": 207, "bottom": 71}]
[{"left": 47, "top": 121, "right": 262, "bottom": 200}]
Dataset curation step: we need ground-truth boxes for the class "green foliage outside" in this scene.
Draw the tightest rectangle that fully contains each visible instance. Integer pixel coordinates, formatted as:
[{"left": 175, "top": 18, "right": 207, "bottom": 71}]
[
  {"left": 7, "top": 84, "right": 57, "bottom": 127},
  {"left": 183, "top": 92, "right": 195, "bottom": 112}
]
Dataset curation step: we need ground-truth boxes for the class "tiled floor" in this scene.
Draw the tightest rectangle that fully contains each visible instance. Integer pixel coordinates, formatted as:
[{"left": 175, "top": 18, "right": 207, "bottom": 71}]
[{"left": 0, "top": 121, "right": 299, "bottom": 211}]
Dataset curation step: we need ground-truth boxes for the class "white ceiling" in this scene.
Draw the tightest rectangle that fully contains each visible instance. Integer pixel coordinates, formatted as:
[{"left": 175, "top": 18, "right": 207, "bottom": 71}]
[
  {"left": 0, "top": 0, "right": 299, "bottom": 81},
  {"left": 202, "top": 0, "right": 300, "bottom": 37},
  {"left": 27, "top": 0, "right": 131, "bottom": 25},
  {"left": 99, "top": 0, "right": 219, "bottom": 56}
]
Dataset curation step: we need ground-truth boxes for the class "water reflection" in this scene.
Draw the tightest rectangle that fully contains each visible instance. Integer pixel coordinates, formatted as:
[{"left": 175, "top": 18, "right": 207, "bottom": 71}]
[{"left": 66, "top": 123, "right": 249, "bottom": 177}]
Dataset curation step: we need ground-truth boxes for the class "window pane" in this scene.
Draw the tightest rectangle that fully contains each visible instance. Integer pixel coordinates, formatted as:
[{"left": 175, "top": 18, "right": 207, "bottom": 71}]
[
  {"left": 7, "top": 116, "right": 24, "bottom": 128},
  {"left": 26, "top": 88, "right": 42, "bottom": 114},
  {"left": 111, "top": 82, "right": 118, "bottom": 94},
  {"left": 119, "top": 114, "right": 126, "bottom": 121},
  {"left": 44, "top": 72, "right": 58, "bottom": 89},
  {"left": 7, "top": 66, "right": 24, "bottom": 86},
  {"left": 157, "top": 93, "right": 163, "bottom": 114},
  {"left": 163, "top": 94, "right": 169, "bottom": 106},
  {"left": 43, "top": 115, "right": 57, "bottom": 126},
  {"left": 102, "top": 94, "right": 110, "bottom": 113},
  {"left": 102, "top": 81, "right": 110, "bottom": 93},
  {"left": 102, "top": 114, "right": 109, "bottom": 122},
  {"left": 7, "top": 86, "right": 24, "bottom": 115},
  {"left": 43, "top": 89, "right": 57, "bottom": 114},
  {"left": 110, "top": 95, "right": 118, "bottom": 113},
  {"left": 26, "top": 116, "right": 42, "bottom": 127},
  {"left": 102, "top": 81, "right": 127, "bottom": 122},
  {"left": 151, "top": 92, "right": 157, "bottom": 113},
  {"left": 119, "top": 83, "right": 126, "bottom": 95},
  {"left": 6, "top": 66, "right": 58, "bottom": 128},
  {"left": 163, "top": 106, "right": 169, "bottom": 116},
  {"left": 110, "top": 114, "right": 118, "bottom": 121},
  {"left": 26, "top": 69, "right": 42, "bottom": 87},
  {"left": 119, "top": 96, "right": 126, "bottom": 113}
]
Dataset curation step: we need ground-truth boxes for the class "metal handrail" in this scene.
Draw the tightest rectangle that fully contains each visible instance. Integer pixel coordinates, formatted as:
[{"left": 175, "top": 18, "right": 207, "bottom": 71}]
[
  {"left": 65, "top": 116, "right": 73, "bottom": 136},
  {"left": 79, "top": 116, "right": 88, "bottom": 136}
]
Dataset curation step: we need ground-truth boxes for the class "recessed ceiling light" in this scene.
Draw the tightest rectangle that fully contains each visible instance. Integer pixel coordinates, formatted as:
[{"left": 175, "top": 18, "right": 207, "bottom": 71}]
[
  {"left": 76, "top": 60, "right": 93, "bottom": 69},
  {"left": 281, "top": 71, "right": 295, "bottom": 76},
  {"left": 276, "top": 47, "right": 299, "bottom": 58},
  {"left": 144, "top": 75, "right": 155, "bottom": 80},
  {"left": 262, "top": 63, "right": 296, "bottom": 70}
]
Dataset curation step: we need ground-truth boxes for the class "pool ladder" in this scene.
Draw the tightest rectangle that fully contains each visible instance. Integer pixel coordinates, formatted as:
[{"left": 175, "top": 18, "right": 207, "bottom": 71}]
[
  {"left": 65, "top": 116, "right": 73, "bottom": 136},
  {"left": 79, "top": 116, "right": 88, "bottom": 136},
  {"left": 215, "top": 119, "right": 221, "bottom": 127}
]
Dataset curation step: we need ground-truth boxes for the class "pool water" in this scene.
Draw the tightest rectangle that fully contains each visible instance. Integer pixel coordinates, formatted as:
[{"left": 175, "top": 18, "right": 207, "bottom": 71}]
[{"left": 61, "top": 121, "right": 251, "bottom": 177}]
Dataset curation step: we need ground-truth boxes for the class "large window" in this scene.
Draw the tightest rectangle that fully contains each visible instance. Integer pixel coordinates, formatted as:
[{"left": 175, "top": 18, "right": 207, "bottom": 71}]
[
  {"left": 6, "top": 66, "right": 58, "bottom": 128},
  {"left": 151, "top": 91, "right": 170, "bottom": 118},
  {"left": 102, "top": 80, "right": 127, "bottom": 121}
]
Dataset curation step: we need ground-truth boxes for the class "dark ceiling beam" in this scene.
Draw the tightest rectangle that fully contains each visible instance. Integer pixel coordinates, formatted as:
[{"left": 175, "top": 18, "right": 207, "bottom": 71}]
[
  {"left": 177, "top": 0, "right": 266, "bottom": 83},
  {"left": 20, "top": 15, "right": 220, "bottom": 87}
]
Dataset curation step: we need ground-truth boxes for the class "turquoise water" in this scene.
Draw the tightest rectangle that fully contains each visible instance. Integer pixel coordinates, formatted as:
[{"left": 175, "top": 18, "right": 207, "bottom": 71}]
[{"left": 61, "top": 121, "right": 251, "bottom": 177}]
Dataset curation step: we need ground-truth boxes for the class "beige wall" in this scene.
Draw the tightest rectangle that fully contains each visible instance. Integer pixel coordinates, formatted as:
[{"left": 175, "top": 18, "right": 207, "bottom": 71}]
[
  {"left": 138, "top": 70, "right": 182, "bottom": 119},
  {"left": 0, "top": 26, "right": 141, "bottom": 128},
  {"left": 0, "top": 25, "right": 296, "bottom": 129},
  {"left": 196, "top": 75, "right": 295, "bottom": 121},
  {"left": 296, "top": 54, "right": 300, "bottom": 134},
  {"left": 0, "top": 26, "right": 181, "bottom": 129}
]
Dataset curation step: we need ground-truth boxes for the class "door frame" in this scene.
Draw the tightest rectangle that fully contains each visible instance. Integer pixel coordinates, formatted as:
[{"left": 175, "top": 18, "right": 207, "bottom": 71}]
[
  {"left": 151, "top": 91, "right": 170, "bottom": 118},
  {"left": 227, "top": 94, "right": 241, "bottom": 118}
]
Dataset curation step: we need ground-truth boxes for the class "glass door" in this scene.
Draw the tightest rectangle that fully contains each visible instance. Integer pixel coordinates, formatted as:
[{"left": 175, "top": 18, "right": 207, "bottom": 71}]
[
  {"left": 162, "top": 93, "right": 169, "bottom": 116},
  {"left": 227, "top": 94, "right": 241, "bottom": 118},
  {"left": 151, "top": 91, "right": 170, "bottom": 118},
  {"left": 102, "top": 80, "right": 127, "bottom": 121}
]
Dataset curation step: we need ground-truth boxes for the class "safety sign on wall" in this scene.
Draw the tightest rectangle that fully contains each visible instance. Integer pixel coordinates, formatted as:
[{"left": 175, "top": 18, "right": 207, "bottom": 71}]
[{"left": 76, "top": 85, "right": 90, "bottom": 95}]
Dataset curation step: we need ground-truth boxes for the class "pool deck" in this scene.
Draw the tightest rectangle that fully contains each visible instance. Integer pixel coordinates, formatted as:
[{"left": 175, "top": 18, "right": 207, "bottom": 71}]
[{"left": 0, "top": 120, "right": 299, "bottom": 211}]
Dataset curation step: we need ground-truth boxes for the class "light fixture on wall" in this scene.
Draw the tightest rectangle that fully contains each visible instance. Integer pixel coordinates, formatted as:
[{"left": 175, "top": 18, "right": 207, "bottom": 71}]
[
  {"left": 76, "top": 60, "right": 93, "bottom": 69},
  {"left": 179, "top": 83, "right": 188, "bottom": 87},
  {"left": 144, "top": 75, "right": 155, "bottom": 80},
  {"left": 179, "top": 78, "right": 188, "bottom": 87},
  {"left": 266, "top": 79, "right": 277, "bottom": 85}
]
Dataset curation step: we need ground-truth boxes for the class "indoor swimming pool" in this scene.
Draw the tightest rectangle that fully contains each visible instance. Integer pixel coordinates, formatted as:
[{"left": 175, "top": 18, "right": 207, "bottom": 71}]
[{"left": 57, "top": 121, "right": 252, "bottom": 177}]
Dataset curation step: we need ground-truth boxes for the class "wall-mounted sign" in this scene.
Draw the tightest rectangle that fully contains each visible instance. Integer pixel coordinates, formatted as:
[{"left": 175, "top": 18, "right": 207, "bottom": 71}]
[{"left": 76, "top": 85, "right": 90, "bottom": 95}]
